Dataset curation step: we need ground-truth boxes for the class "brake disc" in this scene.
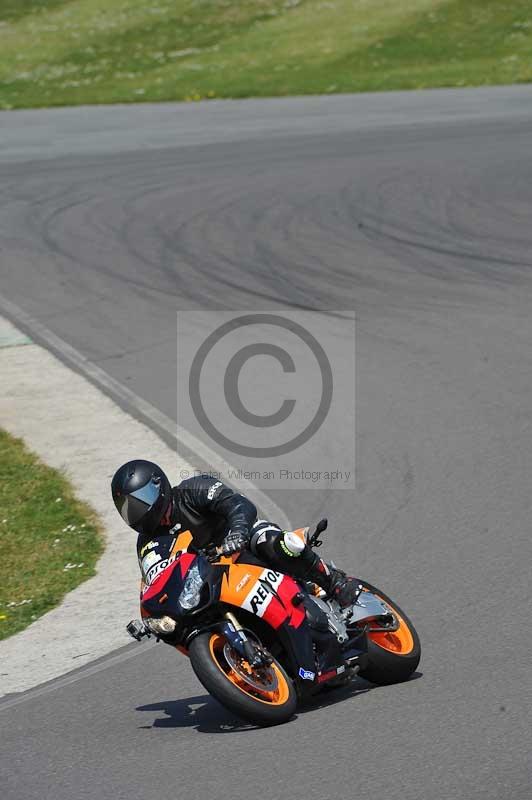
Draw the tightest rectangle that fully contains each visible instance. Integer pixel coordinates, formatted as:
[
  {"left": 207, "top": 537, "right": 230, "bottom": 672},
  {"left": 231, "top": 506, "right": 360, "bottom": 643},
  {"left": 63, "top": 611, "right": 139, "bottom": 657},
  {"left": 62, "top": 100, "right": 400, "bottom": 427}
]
[{"left": 222, "top": 643, "right": 278, "bottom": 693}]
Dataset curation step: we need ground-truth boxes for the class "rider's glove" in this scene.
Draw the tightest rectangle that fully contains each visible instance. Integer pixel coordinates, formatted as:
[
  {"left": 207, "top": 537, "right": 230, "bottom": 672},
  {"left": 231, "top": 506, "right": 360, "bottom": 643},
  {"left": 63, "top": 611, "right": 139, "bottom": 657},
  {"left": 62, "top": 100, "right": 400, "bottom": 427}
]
[{"left": 219, "top": 529, "right": 247, "bottom": 556}]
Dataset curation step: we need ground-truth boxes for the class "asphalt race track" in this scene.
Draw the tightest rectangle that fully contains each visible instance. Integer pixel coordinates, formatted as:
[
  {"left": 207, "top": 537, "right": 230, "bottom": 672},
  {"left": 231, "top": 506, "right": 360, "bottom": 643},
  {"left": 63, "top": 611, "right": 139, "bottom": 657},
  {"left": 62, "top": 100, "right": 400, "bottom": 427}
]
[{"left": 1, "top": 87, "right": 532, "bottom": 800}]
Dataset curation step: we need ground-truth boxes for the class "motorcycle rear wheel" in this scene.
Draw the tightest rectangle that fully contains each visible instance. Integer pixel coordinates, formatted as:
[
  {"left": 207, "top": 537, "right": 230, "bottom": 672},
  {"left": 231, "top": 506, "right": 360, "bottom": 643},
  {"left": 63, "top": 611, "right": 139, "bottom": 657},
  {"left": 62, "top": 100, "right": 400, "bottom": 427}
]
[
  {"left": 189, "top": 631, "right": 297, "bottom": 726},
  {"left": 357, "top": 581, "right": 421, "bottom": 686}
]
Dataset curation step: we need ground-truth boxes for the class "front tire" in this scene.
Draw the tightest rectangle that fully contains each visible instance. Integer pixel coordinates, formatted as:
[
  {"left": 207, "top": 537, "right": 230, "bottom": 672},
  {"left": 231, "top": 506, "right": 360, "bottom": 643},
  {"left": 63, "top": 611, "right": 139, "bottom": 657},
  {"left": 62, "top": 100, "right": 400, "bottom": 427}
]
[
  {"left": 189, "top": 631, "right": 297, "bottom": 726},
  {"left": 357, "top": 581, "right": 421, "bottom": 686}
]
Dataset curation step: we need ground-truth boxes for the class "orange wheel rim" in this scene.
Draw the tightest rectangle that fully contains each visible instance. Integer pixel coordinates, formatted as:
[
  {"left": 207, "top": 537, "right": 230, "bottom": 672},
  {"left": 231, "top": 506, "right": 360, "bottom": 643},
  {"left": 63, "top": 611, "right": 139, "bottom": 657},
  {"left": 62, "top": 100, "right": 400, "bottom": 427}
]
[
  {"left": 208, "top": 633, "right": 290, "bottom": 706},
  {"left": 366, "top": 594, "right": 415, "bottom": 655}
]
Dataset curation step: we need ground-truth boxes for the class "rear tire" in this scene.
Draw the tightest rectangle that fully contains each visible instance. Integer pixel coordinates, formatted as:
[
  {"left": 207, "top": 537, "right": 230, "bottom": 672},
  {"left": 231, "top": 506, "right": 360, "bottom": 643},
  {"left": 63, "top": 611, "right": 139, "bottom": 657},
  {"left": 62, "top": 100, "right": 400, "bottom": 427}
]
[
  {"left": 357, "top": 581, "right": 421, "bottom": 686},
  {"left": 189, "top": 631, "right": 297, "bottom": 726}
]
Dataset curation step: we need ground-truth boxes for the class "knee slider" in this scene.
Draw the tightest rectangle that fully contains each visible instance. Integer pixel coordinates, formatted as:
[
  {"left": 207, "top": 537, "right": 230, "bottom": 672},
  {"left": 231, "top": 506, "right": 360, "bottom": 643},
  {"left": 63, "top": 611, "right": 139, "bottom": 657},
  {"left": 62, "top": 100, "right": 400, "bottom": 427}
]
[{"left": 279, "top": 530, "right": 306, "bottom": 557}]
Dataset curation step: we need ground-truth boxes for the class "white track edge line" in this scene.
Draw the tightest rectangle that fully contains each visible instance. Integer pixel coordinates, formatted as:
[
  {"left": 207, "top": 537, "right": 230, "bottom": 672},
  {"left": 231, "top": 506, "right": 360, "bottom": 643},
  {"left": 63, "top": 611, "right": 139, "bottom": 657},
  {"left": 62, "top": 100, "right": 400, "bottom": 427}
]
[
  {"left": 0, "top": 641, "right": 156, "bottom": 711},
  {"left": 0, "top": 293, "right": 290, "bottom": 532},
  {"left": 0, "top": 293, "right": 290, "bottom": 707}
]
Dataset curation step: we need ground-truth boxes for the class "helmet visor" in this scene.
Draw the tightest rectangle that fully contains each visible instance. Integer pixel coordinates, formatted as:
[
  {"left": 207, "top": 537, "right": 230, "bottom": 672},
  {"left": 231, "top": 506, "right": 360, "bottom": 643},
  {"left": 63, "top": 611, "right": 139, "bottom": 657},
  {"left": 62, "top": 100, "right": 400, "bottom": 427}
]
[{"left": 115, "top": 480, "right": 161, "bottom": 526}]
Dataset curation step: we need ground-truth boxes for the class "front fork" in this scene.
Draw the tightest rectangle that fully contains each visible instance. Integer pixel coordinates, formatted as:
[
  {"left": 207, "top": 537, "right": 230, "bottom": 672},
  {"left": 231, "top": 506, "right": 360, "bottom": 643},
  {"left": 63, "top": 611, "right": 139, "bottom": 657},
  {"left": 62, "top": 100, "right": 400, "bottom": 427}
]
[{"left": 219, "top": 611, "right": 272, "bottom": 668}]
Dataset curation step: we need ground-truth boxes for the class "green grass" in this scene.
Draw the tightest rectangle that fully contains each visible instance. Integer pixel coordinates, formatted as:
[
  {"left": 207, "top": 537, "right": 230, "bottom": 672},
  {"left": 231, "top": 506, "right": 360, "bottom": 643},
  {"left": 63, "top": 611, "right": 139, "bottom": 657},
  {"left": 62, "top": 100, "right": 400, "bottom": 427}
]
[
  {"left": 0, "top": 0, "right": 531, "bottom": 108},
  {"left": 0, "top": 429, "right": 104, "bottom": 640}
]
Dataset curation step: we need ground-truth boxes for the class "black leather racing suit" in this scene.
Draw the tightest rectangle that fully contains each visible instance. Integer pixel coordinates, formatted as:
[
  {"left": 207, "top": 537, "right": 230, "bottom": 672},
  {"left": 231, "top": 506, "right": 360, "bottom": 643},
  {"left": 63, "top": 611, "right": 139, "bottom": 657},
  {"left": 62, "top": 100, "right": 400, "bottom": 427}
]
[
  {"left": 137, "top": 476, "right": 256, "bottom": 585},
  {"left": 137, "top": 475, "right": 355, "bottom": 603}
]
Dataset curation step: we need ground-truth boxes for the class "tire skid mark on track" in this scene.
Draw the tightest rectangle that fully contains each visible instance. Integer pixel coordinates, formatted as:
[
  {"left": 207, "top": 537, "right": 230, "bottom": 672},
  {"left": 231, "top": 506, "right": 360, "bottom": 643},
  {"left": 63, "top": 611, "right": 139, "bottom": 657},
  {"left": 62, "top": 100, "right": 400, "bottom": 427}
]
[{"left": 1, "top": 91, "right": 532, "bottom": 800}]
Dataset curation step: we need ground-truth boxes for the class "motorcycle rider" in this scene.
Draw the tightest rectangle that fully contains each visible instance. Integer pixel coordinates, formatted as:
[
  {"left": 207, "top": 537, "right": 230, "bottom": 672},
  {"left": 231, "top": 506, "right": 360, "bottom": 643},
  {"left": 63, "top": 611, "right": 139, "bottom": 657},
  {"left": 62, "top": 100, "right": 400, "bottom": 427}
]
[{"left": 111, "top": 459, "right": 360, "bottom": 606}]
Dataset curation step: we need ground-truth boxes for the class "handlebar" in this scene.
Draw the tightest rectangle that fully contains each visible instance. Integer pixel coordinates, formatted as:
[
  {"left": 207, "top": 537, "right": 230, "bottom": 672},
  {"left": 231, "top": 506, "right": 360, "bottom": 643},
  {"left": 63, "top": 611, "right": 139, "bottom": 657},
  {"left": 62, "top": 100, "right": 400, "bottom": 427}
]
[
  {"left": 200, "top": 520, "right": 328, "bottom": 562},
  {"left": 197, "top": 545, "right": 223, "bottom": 563}
]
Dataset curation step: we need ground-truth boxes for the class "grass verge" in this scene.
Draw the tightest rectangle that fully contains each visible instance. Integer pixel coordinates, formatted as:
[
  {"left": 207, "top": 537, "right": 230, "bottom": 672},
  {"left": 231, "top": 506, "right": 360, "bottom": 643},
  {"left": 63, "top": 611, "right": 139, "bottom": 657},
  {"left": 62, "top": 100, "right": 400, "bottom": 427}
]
[
  {"left": 0, "top": 1, "right": 531, "bottom": 109},
  {"left": 0, "top": 429, "right": 104, "bottom": 640}
]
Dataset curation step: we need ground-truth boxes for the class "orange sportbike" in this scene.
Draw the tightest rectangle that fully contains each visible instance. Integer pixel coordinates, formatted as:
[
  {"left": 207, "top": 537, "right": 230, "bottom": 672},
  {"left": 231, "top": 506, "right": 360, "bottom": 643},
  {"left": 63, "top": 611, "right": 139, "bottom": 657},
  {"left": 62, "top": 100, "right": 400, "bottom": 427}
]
[{"left": 127, "top": 519, "right": 420, "bottom": 726}]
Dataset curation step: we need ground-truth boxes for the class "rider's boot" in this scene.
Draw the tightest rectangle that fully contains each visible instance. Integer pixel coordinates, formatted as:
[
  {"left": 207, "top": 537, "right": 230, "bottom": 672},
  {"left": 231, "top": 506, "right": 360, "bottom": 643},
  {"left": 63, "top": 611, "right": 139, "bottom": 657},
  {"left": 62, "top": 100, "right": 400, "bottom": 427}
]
[
  {"left": 252, "top": 524, "right": 361, "bottom": 608},
  {"left": 280, "top": 530, "right": 361, "bottom": 607},
  {"left": 305, "top": 555, "right": 362, "bottom": 608}
]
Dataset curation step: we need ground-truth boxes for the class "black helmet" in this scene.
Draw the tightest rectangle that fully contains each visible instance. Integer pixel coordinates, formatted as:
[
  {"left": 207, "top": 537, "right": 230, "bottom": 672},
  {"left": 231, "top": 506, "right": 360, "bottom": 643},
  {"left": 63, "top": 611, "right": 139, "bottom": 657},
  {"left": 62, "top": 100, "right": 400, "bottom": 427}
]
[{"left": 111, "top": 460, "right": 172, "bottom": 536}]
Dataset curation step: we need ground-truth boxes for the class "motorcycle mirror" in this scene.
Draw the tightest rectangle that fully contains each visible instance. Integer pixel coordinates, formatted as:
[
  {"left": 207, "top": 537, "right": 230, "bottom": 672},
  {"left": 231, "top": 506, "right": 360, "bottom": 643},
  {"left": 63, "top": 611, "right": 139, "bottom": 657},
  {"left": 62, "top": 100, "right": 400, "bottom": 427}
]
[
  {"left": 315, "top": 518, "right": 328, "bottom": 535},
  {"left": 309, "top": 518, "right": 328, "bottom": 547}
]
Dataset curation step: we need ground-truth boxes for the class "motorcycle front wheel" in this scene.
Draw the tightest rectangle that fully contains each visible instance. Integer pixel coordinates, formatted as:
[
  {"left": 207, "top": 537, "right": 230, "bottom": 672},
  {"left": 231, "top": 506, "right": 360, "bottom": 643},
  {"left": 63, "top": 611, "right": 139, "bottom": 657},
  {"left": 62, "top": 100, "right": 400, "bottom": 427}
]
[
  {"left": 189, "top": 631, "right": 297, "bottom": 726},
  {"left": 357, "top": 581, "right": 421, "bottom": 686}
]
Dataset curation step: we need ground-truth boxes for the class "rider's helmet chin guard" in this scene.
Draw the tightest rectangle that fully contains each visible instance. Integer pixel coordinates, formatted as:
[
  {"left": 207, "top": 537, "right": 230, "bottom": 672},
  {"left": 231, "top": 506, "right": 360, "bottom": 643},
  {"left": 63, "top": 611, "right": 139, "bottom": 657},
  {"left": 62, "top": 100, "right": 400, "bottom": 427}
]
[{"left": 111, "top": 459, "right": 172, "bottom": 536}]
